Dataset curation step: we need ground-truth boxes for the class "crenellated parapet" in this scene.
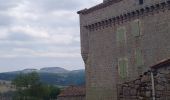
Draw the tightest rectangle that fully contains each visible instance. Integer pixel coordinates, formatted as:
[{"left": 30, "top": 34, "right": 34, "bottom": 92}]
[{"left": 81, "top": 0, "right": 170, "bottom": 31}]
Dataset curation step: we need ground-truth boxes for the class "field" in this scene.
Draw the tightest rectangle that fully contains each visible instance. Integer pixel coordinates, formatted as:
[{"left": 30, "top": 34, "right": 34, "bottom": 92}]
[
  {"left": 0, "top": 85, "right": 9, "bottom": 93},
  {"left": 0, "top": 80, "right": 15, "bottom": 93}
]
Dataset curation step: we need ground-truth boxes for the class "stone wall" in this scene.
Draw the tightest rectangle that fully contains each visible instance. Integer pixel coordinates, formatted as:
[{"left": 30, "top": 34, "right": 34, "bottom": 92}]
[{"left": 78, "top": 0, "right": 170, "bottom": 100}]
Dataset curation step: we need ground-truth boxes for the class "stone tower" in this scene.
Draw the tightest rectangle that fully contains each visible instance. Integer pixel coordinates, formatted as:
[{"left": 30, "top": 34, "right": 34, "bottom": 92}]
[{"left": 78, "top": 0, "right": 170, "bottom": 100}]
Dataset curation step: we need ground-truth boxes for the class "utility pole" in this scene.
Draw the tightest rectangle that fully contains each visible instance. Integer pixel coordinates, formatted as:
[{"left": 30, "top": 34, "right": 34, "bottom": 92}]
[{"left": 151, "top": 71, "right": 156, "bottom": 100}]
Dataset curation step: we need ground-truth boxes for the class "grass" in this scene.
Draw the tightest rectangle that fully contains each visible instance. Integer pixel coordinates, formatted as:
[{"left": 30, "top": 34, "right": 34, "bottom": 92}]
[{"left": 0, "top": 85, "right": 9, "bottom": 93}]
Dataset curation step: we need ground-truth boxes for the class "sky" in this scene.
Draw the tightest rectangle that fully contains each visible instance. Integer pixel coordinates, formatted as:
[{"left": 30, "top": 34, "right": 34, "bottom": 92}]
[{"left": 0, "top": 0, "right": 102, "bottom": 72}]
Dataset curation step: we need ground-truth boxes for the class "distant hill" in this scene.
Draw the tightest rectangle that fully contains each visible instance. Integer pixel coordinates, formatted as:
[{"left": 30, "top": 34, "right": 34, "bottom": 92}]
[
  {"left": 0, "top": 67, "right": 85, "bottom": 86},
  {"left": 39, "top": 67, "right": 69, "bottom": 73},
  {"left": 20, "top": 69, "right": 38, "bottom": 73},
  {"left": 7, "top": 67, "right": 69, "bottom": 74}
]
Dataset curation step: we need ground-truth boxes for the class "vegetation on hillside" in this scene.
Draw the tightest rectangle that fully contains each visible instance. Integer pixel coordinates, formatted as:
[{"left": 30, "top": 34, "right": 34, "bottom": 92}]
[
  {"left": 0, "top": 70, "right": 85, "bottom": 86},
  {"left": 12, "top": 72, "right": 60, "bottom": 100}
]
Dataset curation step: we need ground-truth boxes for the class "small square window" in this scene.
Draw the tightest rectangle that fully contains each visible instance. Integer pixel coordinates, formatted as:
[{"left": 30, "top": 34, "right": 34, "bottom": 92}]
[{"left": 139, "top": 0, "right": 143, "bottom": 5}]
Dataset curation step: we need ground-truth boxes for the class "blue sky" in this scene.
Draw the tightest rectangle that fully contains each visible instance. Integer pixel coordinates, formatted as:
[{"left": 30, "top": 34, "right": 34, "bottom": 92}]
[{"left": 0, "top": 0, "right": 102, "bottom": 72}]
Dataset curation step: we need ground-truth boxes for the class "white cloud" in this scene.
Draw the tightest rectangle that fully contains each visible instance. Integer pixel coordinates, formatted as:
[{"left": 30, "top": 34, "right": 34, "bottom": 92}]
[
  {"left": 0, "top": 28, "right": 9, "bottom": 39},
  {"left": 0, "top": 0, "right": 21, "bottom": 11},
  {"left": 8, "top": 0, "right": 39, "bottom": 20},
  {"left": 0, "top": 0, "right": 102, "bottom": 72},
  {"left": 10, "top": 25, "right": 50, "bottom": 39},
  {"left": 0, "top": 47, "right": 80, "bottom": 58}
]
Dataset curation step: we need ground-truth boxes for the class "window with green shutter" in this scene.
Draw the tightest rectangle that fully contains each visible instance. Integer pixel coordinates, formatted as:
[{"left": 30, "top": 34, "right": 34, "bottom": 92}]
[
  {"left": 118, "top": 58, "right": 128, "bottom": 79},
  {"left": 116, "top": 27, "right": 126, "bottom": 45},
  {"left": 131, "top": 20, "right": 141, "bottom": 37},
  {"left": 135, "top": 48, "right": 143, "bottom": 67}
]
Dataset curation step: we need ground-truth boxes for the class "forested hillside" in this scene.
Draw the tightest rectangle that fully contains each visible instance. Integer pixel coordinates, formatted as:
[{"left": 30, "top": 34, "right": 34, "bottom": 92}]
[{"left": 0, "top": 69, "right": 85, "bottom": 86}]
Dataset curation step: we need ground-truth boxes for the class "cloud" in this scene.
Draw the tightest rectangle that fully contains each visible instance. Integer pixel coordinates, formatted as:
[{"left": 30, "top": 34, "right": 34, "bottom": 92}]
[
  {"left": 0, "top": 25, "right": 79, "bottom": 45},
  {"left": 10, "top": 26, "right": 49, "bottom": 38},
  {"left": 0, "top": 0, "right": 103, "bottom": 72},
  {"left": 0, "top": 28, "right": 9, "bottom": 39},
  {"left": 32, "top": 0, "right": 84, "bottom": 11},
  {"left": 0, "top": 47, "right": 80, "bottom": 58},
  {"left": 0, "top": 0, "right": 21, "bottom": 11},
  {"left": 0, "top": 13, "right": 13, "bottom": 26}
]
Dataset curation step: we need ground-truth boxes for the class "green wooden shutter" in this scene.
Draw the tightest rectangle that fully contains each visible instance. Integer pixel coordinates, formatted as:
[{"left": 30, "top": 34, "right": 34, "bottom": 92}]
[
  {"left": 118, "top": 58, "right": 128, "bottom": 79},
  {"left": 136, "top": 49, "right": 143, "bottom": 67},
  {"left": 131, "top": 20, "right": 141, "bottom": 37},
  {"left": 116, "top": 27, "right": 126, "bottom": 44}
]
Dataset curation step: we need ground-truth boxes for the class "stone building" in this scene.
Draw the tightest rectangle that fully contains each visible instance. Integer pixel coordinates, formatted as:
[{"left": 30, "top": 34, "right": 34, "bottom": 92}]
[
  {"left": 150, "top": 59, "right": 170, "bottom": 100},
  {"left": 57, "top": 86, "right": 85, "bottom": 100},
  {"left": 117, "top": 59, "right": 170, "bottom": 100},
  {"left": 77, "top": 0, "right": 170, "bottom": 100}
]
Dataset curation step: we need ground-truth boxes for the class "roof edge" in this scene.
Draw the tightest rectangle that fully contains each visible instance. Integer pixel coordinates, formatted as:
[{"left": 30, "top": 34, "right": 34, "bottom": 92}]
[{"left": 151, "top": 59, "right": 170, "bottom": 69}]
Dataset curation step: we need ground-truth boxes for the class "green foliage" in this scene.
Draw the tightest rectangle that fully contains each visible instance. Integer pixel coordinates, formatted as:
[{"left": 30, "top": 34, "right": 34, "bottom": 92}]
[
  {"left": 43, "top": 85, "right": 60, "bottom": 99},
  {"left": 12, "top": 72, "right": 60, "bottom": 100},
  {"left": 12, "top": 72, "right": 40, "bottom": 88},
  {"left": 40, "top": 70, "right": 85, "bottom": 86}
]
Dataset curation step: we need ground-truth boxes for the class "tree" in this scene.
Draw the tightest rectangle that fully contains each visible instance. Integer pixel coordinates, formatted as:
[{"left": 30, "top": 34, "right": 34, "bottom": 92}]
[
  {"left": 12, "top": 72, "right": 40, "bottom": 88},
  {"left": 48, "top": 85, "right": 60, "bottom": 99},
  {"left": 12, "top": 72, "right": 60, "bottom": 100},
  {"left": 41, "top": 85, "right": 60, "bottom": 100}
]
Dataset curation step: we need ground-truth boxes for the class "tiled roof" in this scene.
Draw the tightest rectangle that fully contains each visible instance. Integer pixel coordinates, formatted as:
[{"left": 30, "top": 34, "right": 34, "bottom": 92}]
[{"left": 58, "top": 86, "right": 85, "bottom": 97}]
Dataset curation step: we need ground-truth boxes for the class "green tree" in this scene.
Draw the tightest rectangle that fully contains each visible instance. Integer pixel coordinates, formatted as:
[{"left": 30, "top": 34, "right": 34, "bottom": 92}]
[
  {"left": 12, "top": 72, "right": 40, "bottom": 88},
  {"left": 41, "top": 85, "right": 60, "bottom": 100},
  {"left": 48, "top": 85, "right": 60, "bottom": 99},
  {"left": 12, "top": 72, "right": 60, "bottom": 100}
]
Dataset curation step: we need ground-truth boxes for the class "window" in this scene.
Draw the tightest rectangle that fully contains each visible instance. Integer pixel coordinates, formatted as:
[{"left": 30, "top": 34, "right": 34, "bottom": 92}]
[
  {"left": 135, "top": 48, "right": 143, "bottom": 67},
  {"left": 118, "top": 58, "right": 128, "bottom": 79},
  {"left": 139, "top": 0, "right": 143, "bottom": 5},
  {"left": 116, "top": 27, "right": 126, "bottom": 45},
  {"left": 131, "top": 20, "right": 141, "bottom": 37}
]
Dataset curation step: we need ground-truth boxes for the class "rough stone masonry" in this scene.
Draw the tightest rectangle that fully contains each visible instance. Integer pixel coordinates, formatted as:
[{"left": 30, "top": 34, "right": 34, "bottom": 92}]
[{"left": 77, "top": 0, "right": 170, "bottom": 100}]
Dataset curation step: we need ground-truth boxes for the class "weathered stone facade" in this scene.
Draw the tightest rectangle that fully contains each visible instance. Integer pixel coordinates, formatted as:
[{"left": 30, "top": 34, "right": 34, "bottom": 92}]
[{"left": 78, "top": 0, "right": 170, "bottom": 100}]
